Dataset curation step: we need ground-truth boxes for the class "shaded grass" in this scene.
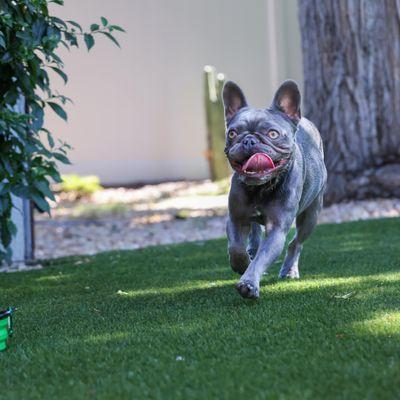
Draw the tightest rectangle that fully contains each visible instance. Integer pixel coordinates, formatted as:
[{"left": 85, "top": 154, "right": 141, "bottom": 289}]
[{"left": 1, "top": 218, "right": 400, "bottom": 399}]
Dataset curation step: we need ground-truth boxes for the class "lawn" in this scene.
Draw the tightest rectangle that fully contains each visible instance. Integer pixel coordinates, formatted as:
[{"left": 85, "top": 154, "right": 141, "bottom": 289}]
[{"left": 1, "top": 218, "right": 399, "bottom": 399}]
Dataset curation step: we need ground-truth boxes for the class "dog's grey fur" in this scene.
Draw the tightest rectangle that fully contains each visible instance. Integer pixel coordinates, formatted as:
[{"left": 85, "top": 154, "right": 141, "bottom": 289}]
[{"left": 223, "top": 80, "right": 327, "bottom": 299}]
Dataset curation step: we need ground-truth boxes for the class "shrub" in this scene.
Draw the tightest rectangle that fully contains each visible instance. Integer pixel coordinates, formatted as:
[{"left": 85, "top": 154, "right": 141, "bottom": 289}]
[
  {"left": 60, "top": 174, "right": 103, "bottom": 196},
  {"left": 0, "top": 0, "right": 124, "bottom": 262}
]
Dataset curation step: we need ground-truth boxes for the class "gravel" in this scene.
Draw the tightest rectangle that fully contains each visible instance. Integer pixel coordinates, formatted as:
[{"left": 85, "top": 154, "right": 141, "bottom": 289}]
[{"left": 3, "top": 179, "right": 400, "bottom": 272}]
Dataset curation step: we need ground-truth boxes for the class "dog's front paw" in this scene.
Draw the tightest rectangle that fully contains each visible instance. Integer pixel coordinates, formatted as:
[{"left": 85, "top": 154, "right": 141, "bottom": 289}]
[{"left": 236, "top": 279, "right": 259, "bottom": 299}]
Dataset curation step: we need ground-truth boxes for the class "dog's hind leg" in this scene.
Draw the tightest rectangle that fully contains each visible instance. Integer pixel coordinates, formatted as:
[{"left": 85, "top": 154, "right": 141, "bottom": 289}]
[
  {"left": 246, "top": 222, "right": 262, "bottom": 261},
  {"left": 279, "top": 190, "right": 324, "bottom": 279}
]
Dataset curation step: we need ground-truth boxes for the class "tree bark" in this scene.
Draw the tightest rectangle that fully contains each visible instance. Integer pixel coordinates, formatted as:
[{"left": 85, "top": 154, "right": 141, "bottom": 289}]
[{"left": 298, "top": 0, "right": 400, "bottom": 204}]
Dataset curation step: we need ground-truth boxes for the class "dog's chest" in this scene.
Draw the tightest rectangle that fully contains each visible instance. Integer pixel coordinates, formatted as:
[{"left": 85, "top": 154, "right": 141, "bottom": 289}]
[
  {"left": 249, "top": 205, "right": 265, "bottom": 224},
  {"left": 251, "top": 206, "right": 262, "bottom": 217}
]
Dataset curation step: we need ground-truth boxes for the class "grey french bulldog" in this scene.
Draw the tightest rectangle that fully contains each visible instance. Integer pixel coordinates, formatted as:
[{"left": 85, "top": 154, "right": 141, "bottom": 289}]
[{"left": 222, "top": 79, "right": 327, "bottom": 299}]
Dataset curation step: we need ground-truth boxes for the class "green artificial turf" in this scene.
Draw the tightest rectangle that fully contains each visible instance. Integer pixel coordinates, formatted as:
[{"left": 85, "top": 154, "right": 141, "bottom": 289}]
[{"left": 1, "top": 218, "right": 400, "bottom": 399}]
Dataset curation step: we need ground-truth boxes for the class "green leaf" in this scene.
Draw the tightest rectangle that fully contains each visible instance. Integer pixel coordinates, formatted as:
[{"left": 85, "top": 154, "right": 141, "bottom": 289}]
[
  {"left": 1, "top": 220, "right": 12, "bottom": 247},
  {"left": 2, "top": 157, "right": 13, "bottom": 175},
  {"left": 67, "top": 20, "right": 83, "bottom": 32},
  {"left": 48, "top": 102, "right": 68, "bottom": 121},
  {"left": 0, "top": 32, "right": 5, "bottom": 49},
  {"left": 34, "top": 180, "right": 55, "bottom": 201},
  {"left": 50, "top": 16, "right": 67, "bottom": 29},
  {"left": 110, "top": 25, "right": 126, "bottom": 33},
  {"left": 47, "top": 131, "right": 55, "bottom": 148},
  {"left": 49, "top": 66, "right": 68, "bottom": 84},
  {"left": 101, "top": 17, "right": 108, "bottom": 26},
  {"left": 99, "top": 31, "right": 120, "bottom": 48},
  {"left": 53, "top": 152, "right": 71, "bottom": 164},
  {"left": 47, "top": 51, "right": 63, "bottom": 65},
  {"left": 84, "top": 33, "right": 95, "bottom": 51},
  {"left": 90, "top": 23, "right": 100, "bottom": 32},
  {"left": 0, "top": 196, "right": 11, "bottom": 218},
  {"left": 31, "top": 193, "right": 50, "bottom": 213},
  {"left": 0, "top": 182, "right": 8, "bottom": 195},
  {"left": 64, "top": 32, "right": 78, "bottom": 47},
  {"left": 7, "top": 220, "right": 17, "bottom": 236},
  {"left": 46, "top": 167, "right": 63, "bottom": 183},
  {"left": 32, "top": 19, "right": 46, "bottom": 41}
]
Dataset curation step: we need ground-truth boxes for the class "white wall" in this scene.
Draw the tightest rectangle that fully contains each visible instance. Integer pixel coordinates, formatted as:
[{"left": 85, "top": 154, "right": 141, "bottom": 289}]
[{"left": 47, "top": 0, "right": 302, "bottom": 184}]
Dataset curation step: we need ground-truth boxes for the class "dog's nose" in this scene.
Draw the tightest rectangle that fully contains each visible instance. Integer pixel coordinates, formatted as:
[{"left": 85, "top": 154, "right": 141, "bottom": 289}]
[{"left": 242, "top": 135, "right": 258, "bottom": 149}]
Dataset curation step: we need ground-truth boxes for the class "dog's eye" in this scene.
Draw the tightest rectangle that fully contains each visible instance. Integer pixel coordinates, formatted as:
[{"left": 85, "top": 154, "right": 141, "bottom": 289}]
[
  {"left": 267, "top": 130, "right": 280, "bottom": 139},
  {"left": 228, "top": 130, "right": 237, "bottom": 140}
]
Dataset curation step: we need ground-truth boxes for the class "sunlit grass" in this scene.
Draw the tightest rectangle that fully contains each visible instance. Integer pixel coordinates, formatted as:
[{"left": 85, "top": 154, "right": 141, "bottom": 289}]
[
  {"left": 0, "top": 217, "right": 399, "bottom": 399},
  {"left": 352, "top": 311, "right": 400, "bottom": 337}
]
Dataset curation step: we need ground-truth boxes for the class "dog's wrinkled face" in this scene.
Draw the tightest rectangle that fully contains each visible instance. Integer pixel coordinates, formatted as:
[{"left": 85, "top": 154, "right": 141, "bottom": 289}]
[{"left": 223, "top": 80, "right": 301, "bottom": 185}]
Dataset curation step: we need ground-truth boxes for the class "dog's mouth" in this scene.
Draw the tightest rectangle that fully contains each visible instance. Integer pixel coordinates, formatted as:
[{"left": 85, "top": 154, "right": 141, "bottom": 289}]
[{"left": 230, "top": 153, "right": 288, "bottom": 178}]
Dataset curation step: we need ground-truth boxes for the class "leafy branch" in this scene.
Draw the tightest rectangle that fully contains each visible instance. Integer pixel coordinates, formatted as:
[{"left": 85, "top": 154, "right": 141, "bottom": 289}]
[{"left": 0, "top": 0, "right": 124, "bottom": 263}]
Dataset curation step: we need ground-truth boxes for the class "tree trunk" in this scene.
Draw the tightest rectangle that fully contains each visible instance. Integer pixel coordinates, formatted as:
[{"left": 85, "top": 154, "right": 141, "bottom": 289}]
[
  {"left": 9, "top": 96, "right": 34, "bottom": 263},
  {"left": 298, "top": 0, "right": 400, "bottom": 204}
]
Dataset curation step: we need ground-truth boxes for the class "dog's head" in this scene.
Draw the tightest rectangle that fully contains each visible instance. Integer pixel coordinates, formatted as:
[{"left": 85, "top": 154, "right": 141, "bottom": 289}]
[{"left": 223, "top": 80, "right": 301, "bottom": 186}]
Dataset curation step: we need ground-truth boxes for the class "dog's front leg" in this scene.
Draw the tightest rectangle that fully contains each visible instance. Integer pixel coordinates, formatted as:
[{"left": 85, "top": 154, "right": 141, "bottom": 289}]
[
  {"left": 236, "top": 226, "right": 287, "bottom": 299},
  {"left": 226, "top": 216, "right": 251, "bottom": 275}
]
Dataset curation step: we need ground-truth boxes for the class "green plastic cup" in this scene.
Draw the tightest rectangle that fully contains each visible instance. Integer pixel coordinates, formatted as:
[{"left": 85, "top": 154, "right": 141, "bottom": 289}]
[{"left": 0, "top": 307, "right": 14, "bottom": 351}]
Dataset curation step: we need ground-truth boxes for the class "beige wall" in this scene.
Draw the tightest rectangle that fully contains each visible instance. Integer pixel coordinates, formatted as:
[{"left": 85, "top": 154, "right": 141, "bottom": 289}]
[{"left": 47, "top": 0, "right": 302, "bottom": 185}]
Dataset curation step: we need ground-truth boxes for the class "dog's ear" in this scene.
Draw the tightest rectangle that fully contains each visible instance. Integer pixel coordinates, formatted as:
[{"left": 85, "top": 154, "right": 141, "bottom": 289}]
[
  {"left": 222, "top": 81, "right": 248, "bottom": 123},
  {"left": 271, "top": 80, "right": 301, "bottom": 123}
]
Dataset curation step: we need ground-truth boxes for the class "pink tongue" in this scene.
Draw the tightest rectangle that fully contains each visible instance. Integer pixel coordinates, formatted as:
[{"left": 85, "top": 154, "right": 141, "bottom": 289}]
[{"left": 242, "top": 153, "right": 275, "bottom": 172}]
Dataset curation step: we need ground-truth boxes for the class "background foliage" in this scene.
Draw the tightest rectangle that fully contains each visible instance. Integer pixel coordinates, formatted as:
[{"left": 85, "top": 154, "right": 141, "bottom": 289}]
[
  {"left": 60, "top": 174, "right": 102, "bottom": 197},
  {"left": 0, "top": 0, "right": 123, "bottom": 262}
]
